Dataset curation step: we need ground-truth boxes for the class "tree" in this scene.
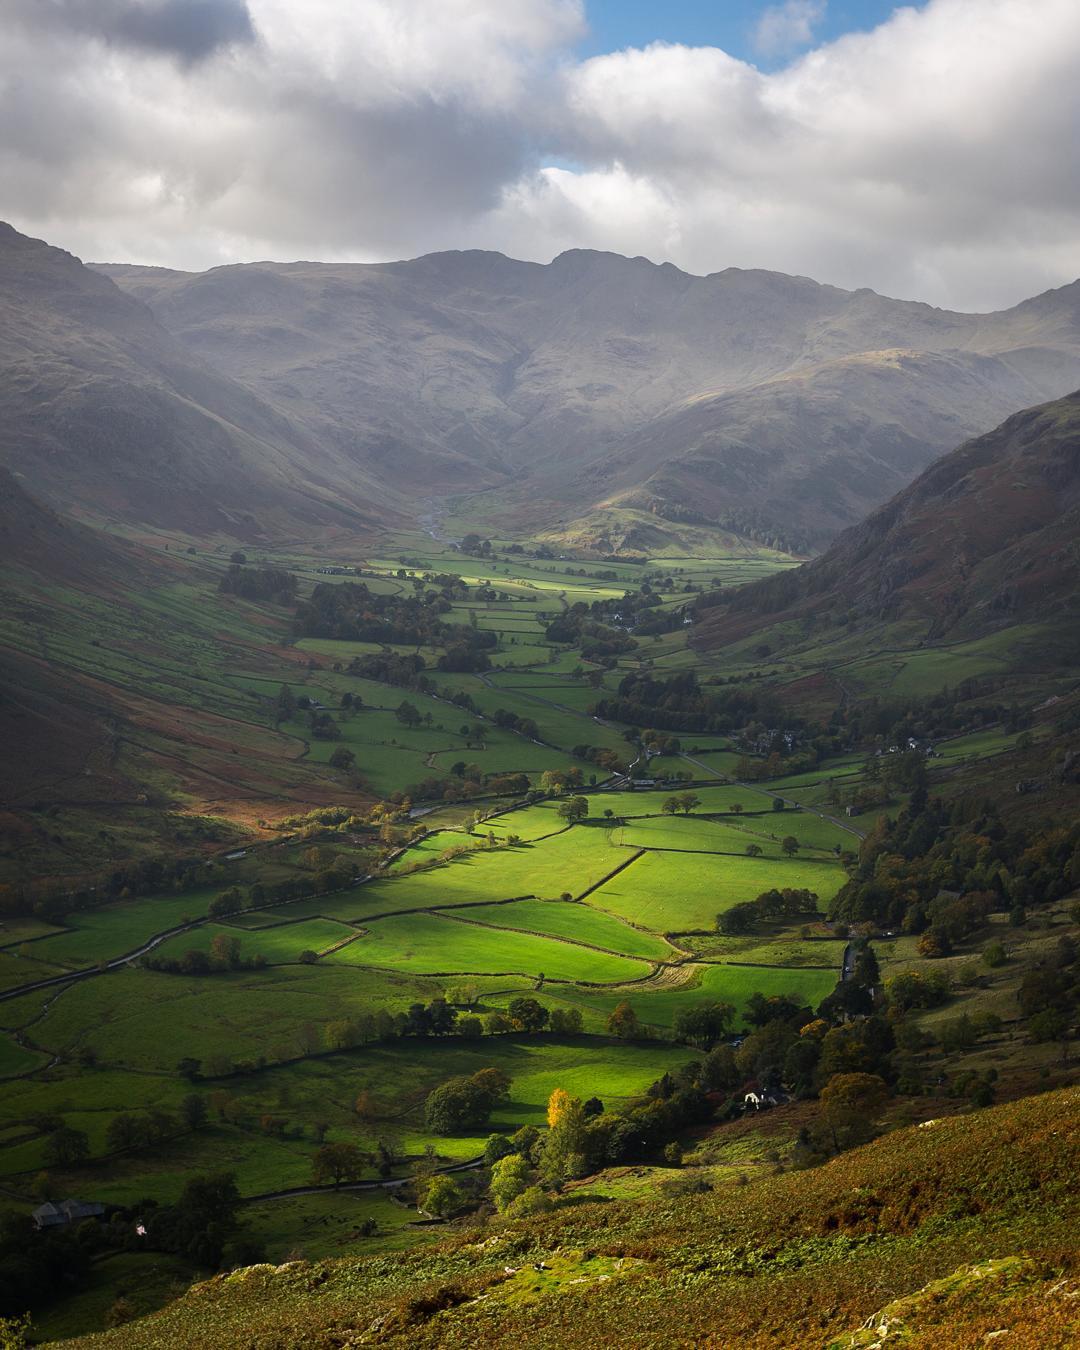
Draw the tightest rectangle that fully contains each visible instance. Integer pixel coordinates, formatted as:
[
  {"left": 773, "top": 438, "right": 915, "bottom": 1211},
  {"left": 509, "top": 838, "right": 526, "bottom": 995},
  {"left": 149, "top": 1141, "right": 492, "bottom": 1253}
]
[
  {"left": 917, "top": 930, "right": 952, "bottom": 959},
  {"left": 662, "top": 796, "right": 680, "bottom": 816},
  {"left": 745, "top": 843, "right": 763, "bottom": 858},
  {"left": 507, "top": 997, "right": 549, "bottom": 1033},
  {"left": 298, "top": 949, "right": 318, "bottom": 965},
  {"left": 297, "top": 1022, "right": 322, "bottom": 1055},
  {"left": 673, "top": 1002, "right": 735, "bottom": 1050},
  {"left": 540, "top": 1090, "right": 587, "bottom": 1188},
  {"left": 549, "top": 1007, "right": 583, "bottom": 1035},
  {"left": 208, "top": 887, "right": 243, "bottom": 918},
  {"left": 43, "top": 1126, "right": 89, "bottom": 1168},
  {"left": 679, "top": 793, "right": 700, "bottom": 815},
  {"left": 105, "top": 1114, "right": 144, "bottom": 1153},
  {"left": 177, "top": 1057, "right": 202, "bottom": 1082},
  {"left": 353, "top": 1090, "right": 378, "bottom": 1123},
  {"left": 470, "top": 1067, "right": 511, "bottom": 1106},
  {"left": 180, "top": 1094, "right": 208, "bottom": 1131},
  {"left": 275, "top": 684, "right": 296, "bottom": 723},
  {"left": 395, "top": 700, "right": 422, "bottom": 728},
  {"left": 484, "top": 1133, "right": 516, "bottom": 1165},
  {"left": 731, "top": 803, "right": 743, "bottom": 815},
  {"left": 851, "top": 944, "right": 881, "bottom": 989},
  {"left": 424, "top": 1072, "right": 505, "bottom": 1133},
  {"left": 312, "top": 1142, "right": 367, "bottom": 1188},
  {"left": 329, "top": 747, "right": 355, "bottom": 770},
  {"left": 983, "top": 941, "right": 1007, "bottom": 968},
  {"left": 557, "top": 796, "right": 589, "bottom": 825},
  {"left": 422, "top": 1174, "right": 464, "bottom": 1218},
  {"left": 505, "top": 1185, "right": 553, "bottom": 1218},
  {"left": 606, "top": 1001, "right": 640, "bottom": 1040},
  {"left": 772, "top": 798, "right": 785, "bottom": 812},
  {"left": 489, "top": 1152, "right": 532, "bottom": 1213},
  {"left": 209, "top": 933, "right": 241, "bottom": 969},
  {"left": 540, "top": 769, "right": 568, "bottom": 795},
  {"left": 818, "top": 1073, "right": 889, "bottom": 1153},
  {"left": 781, "top": 836, "right": 800, "bottom": 856}
]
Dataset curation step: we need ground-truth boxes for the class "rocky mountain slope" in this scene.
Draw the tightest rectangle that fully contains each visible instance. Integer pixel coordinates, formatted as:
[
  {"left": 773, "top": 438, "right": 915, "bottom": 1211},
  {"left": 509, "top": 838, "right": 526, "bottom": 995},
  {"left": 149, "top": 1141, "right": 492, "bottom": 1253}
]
[
  {"left": 694, "top": 389, "right": 1080, "bottom": 651},
  {"left": 0, "top": 224, "right": 388, "bottom": 540},
  {"left": 98, "top": 247, "right": 1080, "bottom": 549}
]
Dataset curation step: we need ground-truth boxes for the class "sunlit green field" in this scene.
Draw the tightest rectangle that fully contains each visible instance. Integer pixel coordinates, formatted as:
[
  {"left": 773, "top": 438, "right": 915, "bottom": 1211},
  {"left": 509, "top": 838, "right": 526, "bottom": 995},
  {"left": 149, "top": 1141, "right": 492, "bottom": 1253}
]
[
  {"left": 329, "top": 911, "right": 653, "bottom": 983},
  {"left": 583, "top": 848, "right": 844, "bottom": 932}
]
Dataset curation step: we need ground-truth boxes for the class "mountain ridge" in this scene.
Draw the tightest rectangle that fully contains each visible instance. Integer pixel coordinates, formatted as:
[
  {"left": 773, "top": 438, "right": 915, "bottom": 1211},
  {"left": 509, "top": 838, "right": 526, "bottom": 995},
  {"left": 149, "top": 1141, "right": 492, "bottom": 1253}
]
[{"left": 95, "top": 241, "right": 1080, "bottom": 547}]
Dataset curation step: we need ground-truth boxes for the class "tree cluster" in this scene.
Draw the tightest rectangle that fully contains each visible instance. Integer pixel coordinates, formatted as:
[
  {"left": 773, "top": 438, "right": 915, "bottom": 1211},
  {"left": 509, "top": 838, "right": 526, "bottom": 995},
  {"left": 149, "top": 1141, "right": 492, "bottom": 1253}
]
[
  {"left": 718, "top": 887, "right": 820, "bottom": 935},
  {"left": 219, "top": 565, "right": 297, "bottom": 606},
  {"left": 594, "top": 671, "right": 784, "bottom": 735}
]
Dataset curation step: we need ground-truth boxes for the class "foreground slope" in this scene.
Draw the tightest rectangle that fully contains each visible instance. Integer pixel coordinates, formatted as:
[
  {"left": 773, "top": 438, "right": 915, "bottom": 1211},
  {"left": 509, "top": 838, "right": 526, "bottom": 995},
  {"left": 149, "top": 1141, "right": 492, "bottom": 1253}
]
[
  {"left": 694, "top": 388, "right": 1080, "bottom": 660},
  {"left": 63, "top": 1087, "right": 1080, "bottom": 1349},
  {"left": 100, "top": 249, "right": 1080, "bottom": 547},
  {"left": 0, "top": 224, "right": 383, "bottom": 539}
]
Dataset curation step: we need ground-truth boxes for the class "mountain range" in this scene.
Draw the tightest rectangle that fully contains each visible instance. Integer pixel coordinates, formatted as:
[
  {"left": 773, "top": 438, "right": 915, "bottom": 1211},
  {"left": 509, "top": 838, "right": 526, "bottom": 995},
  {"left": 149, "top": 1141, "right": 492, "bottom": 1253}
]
[
  {"left": 92, "top": 242, "right": 1080, "bottom": 550},
  {"left": 3, "top": 215, "right": 1080, "bottom": 560}
]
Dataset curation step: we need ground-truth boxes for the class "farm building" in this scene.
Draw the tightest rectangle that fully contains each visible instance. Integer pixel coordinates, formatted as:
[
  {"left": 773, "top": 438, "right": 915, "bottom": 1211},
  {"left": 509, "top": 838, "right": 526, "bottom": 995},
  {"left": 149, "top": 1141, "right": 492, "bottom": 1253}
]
[{"left": 33, "top": 1199, "right": 105, "bottom": 1229}]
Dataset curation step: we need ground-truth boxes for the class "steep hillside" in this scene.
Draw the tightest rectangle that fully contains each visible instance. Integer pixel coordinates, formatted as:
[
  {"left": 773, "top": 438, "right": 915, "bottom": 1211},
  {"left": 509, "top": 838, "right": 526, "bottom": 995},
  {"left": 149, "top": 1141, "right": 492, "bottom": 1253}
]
[
  {"left": 0, "top": 471, "right": 365, "bottom": 872},
  {"left": 0, "top": 467, "right": 144, "bottom": 589},
  {"left": 61, "top": 1087, "right": 1080, "bottom": 1348},
  {"left": 0, "top": 473, "right": 165, "bottom": 816},
  {"left": 695, "top": 389, "right": 1080, "bottom": 656},
  {"left": 0, "top": 225, "right": 386, "bottom": 540},
  {"left": 100, "top": 249, "right": 1080, "bottom": 548}
]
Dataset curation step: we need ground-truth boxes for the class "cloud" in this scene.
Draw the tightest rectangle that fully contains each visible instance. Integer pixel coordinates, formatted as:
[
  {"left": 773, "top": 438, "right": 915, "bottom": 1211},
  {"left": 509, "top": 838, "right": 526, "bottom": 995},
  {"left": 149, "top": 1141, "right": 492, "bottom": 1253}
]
[
  {"left": 752, "top": 0, "right": 826, "bottom": 57},
  {"left": 6, "top": 0, "right": 255, "bottom": 63},
  {"left": 113, "top": 0, "right": 254, "bottom": 62},
  {"left": 1, "top": 0, "right": 1078, "bottom": 308}
]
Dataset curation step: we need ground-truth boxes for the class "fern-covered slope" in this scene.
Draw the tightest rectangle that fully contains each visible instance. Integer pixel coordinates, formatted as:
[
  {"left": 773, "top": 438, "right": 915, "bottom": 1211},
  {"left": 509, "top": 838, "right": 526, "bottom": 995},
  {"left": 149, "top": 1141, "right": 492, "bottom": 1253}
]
[{"left": 63, "top": 1087, "right": 1080, "bottom": 1349}]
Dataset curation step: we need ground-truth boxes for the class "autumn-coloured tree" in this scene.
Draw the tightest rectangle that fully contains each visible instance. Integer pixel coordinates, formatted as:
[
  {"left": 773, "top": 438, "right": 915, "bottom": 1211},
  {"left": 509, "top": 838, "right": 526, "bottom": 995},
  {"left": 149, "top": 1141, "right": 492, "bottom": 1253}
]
[{"left": 606, "top": 1001, "right": 640, "bottom": 1039}]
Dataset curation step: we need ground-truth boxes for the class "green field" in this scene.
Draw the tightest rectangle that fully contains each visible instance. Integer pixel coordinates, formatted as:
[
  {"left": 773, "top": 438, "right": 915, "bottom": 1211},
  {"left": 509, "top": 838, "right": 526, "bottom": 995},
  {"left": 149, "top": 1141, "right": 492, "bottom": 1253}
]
[
  {"left": 447, "top": 898, "right": 676, "bottom": 961},
  {"left": 27, "top": 890, "right": 217, "bottom": 968},
  {"left": 497, "top": 961, "right": 840, "bottom": 1031},
  {"left": 329, "top": 911, "right": 653, "bottom": 983},
  {"left": 583, "top": 848, "right": 844, "bottom": 932},
  {"left": 154, "top": 918, "right": 357, "bottom": 965},
  {"left": 610, "top": 813, "right": 840, "bottom": 857}
]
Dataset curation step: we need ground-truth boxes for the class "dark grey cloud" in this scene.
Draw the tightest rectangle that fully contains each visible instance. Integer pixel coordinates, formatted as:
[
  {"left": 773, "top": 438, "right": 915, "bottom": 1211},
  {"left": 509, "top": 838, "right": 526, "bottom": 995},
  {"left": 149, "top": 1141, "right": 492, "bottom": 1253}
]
[
  {"left": 9, "top": 0, "right": 254, "bottom": 63},
  {"left": 112, "top": 0, "right": 254, "bottom": 62}
]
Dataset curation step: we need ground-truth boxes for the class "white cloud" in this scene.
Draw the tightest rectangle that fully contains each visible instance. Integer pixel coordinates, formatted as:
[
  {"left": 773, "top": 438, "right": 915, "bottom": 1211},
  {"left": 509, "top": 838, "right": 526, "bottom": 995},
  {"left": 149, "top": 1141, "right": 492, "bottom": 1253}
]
[
  {"left": 752, "top": 0, "right": 826, "bottom": 58},
  {"left": 1, "top": 0, "right": 1078, "bottom": 308}
]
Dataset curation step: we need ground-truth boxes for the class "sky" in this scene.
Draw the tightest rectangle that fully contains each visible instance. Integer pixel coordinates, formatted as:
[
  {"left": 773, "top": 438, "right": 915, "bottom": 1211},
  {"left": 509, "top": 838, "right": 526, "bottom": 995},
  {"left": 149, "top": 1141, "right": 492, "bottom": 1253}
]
[
  {"left": 1, "top": 0, "right": 1078, "bottom": 310},
  {"left": 578, "top": 0, "right": 905, "bottom": 63}
]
